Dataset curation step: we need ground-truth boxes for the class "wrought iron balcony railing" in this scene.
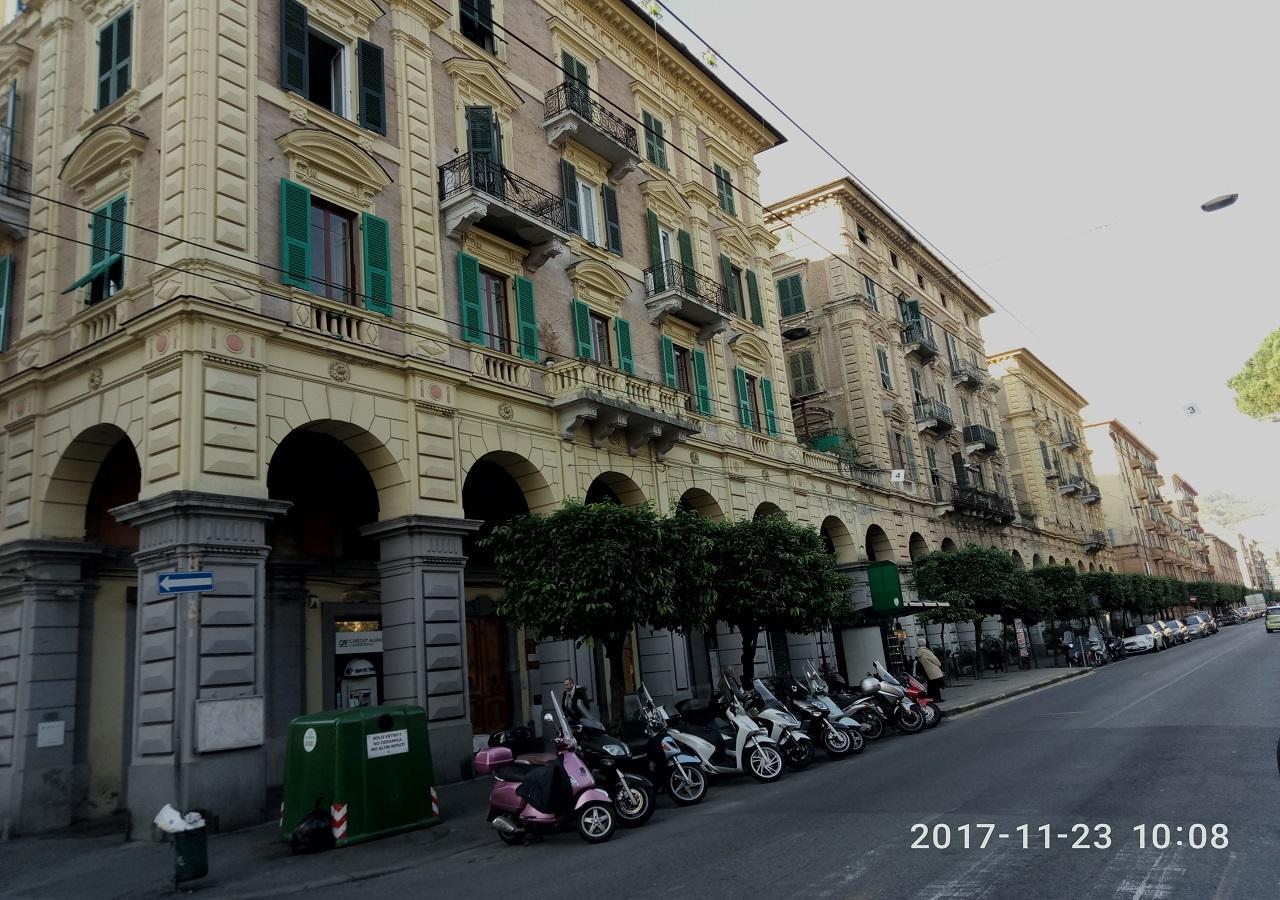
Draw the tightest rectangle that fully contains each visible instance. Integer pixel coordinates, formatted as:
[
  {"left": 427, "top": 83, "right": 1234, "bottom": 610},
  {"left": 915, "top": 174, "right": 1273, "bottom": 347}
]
[
  {"left": 1059, "top": 474, "right": 1086, "bottom": 495},
  {"left": 903, "top": 320, "right": 940, "bottom": 357},
  {"left": 962, "top": 423, "right": 998, "bottom": 451},
  {"left": 438, "top": 152, "right": 568, "bottom": 232},
  {"left": 1083, "top": 530, "right": 1107, "bottom": 552},
  {"left": 1081, "top": 480, "right": 1101, "bottom": 503},
  {"left": 1060, "top": 426, "right": 1081, "bottom": 450},
  {"left": 949, "top": 483, "right": 1016, "bottom": 523},
  {"left": 914, "top": 397, "right": 954, "bottom": 428},
  {"left": 543, "top": 82, "right": 639, "bottom": 154},
  {"left": 950, "top": 358, "right": 986, "bottom": 388},
  {"left": 643, "top": 259, "right": 729, "bottom": 309}
]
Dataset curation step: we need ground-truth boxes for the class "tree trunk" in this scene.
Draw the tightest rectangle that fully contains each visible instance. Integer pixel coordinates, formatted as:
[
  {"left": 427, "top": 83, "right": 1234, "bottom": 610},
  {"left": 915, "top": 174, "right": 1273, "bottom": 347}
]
[
  {"left": 603, "top": 634, "right": 628, "bottom": 735},
  {"left": 972, "top": 618, "right": 985, "bottom": 676},
  {"left": 740, "top": 626, "right": 760, "bottom": 684}
]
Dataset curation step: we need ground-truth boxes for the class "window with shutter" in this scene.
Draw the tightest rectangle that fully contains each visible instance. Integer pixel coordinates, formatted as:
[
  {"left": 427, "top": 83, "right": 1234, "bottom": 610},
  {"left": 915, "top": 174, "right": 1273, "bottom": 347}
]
[
  {"left": 571, "top": 299, "right": 593, "bottom": 359},
  {"left": 677, "top": 230, "right": 697, "bottom": 292},
  {"left": 719, "top": 254, "right": 738, "bottom": 314},
  {"left": 660, "top": 335, "right": 677, "bottom": 388},
  {"left": 562, "top": 52, "right": 590, "bottom": 118},
  {"left": 777, "top": 274, "right": 804, "bottom": 317},
  {"left": 602, "top": 184, "right": 622, "bottom": 254},
  {"left": 467, "top": 107, "right": 503, "bottom": 196},
  {"left": 788, "top": 351, "right": 817, "bottom": 396},
  {"left": 692, "top": 349, "right": 712, "bottom": 415},
  {"left": 560, "top": 160, "right": 580, "bottom": 235},
  {"left": 735, "top": 367, "right": 752, "bottom": 428},
  {"left": 280, "top": 1, "right": 349, "bottom": 116},
  {"left": 64, "top": 194, "right": 127, "bottom": 303},
  {"left": 457, "top": 252, "right": 485, "bottom": 345},
  {"left": 863, "top": 274, "right": 878, "bottom": 311},
  {"left": 646, "top": 210, "right": 666, "bottom": 292},
  {"left": 745, "top": 270, "right": 763, "bottom": 325},
  {"left": 0, "top": 254, "right": 11, "bottom": 351},
  {"left": 357, "top": 40, "right": 386, "bottom": 135},
  {"left": 513, "top": 275, "right": 538, "bottom": 360},
  {"left": 97, "top": 9, "right": 133, "bottom": 111},
  {"left": 761, "top": 377, "right": 778, "bottom": 436},
  {"left": 614, "top": 318, "right": 633, "bottom": 373},
  {"left": 642, "top": 110, "right": 667, "bottom": 169},
  {"left": 361, "top": 212, "right": 393, "bottom": 315},
  {"left": 713, "top": 163, "right": 736, "bottom": 215},
  {"left": 877, "top": 347, "right": 893, "bottom": 390}
]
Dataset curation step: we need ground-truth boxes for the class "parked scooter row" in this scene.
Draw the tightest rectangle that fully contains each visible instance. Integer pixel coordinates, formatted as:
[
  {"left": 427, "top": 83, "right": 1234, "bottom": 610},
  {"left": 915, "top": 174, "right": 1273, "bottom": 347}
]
[{"left": 472, "top": 661, "right": 942, "bottom": 846}]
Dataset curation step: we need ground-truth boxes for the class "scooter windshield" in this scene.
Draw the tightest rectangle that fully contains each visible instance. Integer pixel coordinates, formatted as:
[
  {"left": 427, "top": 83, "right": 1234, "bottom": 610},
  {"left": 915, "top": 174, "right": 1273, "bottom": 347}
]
[
  {"left": 753, "top": 678, "right": 783, "bottom": 709},
  {"left": 873, "top": 661, "right": 904, "bottom": 688},
  {"left": 546, "top": 691, "right": 575, "bottom": 746}
]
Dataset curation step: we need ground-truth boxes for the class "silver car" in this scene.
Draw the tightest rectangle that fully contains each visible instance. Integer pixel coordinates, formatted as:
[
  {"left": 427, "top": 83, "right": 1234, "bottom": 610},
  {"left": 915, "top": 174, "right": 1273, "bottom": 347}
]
[
  {"left": 1183, "top": 615, "right": 1211, "bottom": 638},
  {"left": 1165, "top": 619, "right": 1191, "bottom": 644}
]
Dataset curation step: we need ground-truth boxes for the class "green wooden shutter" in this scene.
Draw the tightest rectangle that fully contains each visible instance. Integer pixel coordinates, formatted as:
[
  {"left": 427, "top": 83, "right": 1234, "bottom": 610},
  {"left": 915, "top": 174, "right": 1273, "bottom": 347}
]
[
  {"left": 735, "top": 367, "right": 751, "bottom": 427},
  {"left": 602, "top": 184, "right": 622, "bottom": 254},
  {"left": 107, "top": 194, "right": 126, "bottom": 290},
  {"left": 677, "top": 229, "right": 696, "bottom": 292},
  {"left": 97, "top": 18, "right": 115, "bottom": 109},
  {"left": 361, "top": 212, "right": 393, "bottom": 315},
  {"left": 719, "top": 254, "right": 737, "bottom": 314},
  {"left": 746, "top": 269, "right": 763, "bottom": 325},
  {"left": 560, "top": 160, "right": 579, "bottom": 234},
  {"left": 907, "top": 299, "right": 921, "bottom": 323},
  {"left": 615, "top": 318, "right": 634, "bottom": 373},
  {"left": 761, "top": 377, "right": 778, "bottom": 435},
  {"left": 660, "top": 335, "right": 677, "bottom": 387},
  {"left": 643, "top": 111, "right": 666, "bottom": 169},
  {"left": 357, "top": 40, "right": 386, "bottom": 135},
  {"left": 466, "top": 106, "right": 495, "bottom": 159},
  {"left": 98, "top": 10, "right": 132, "bottom": 110},
  {"left": 777, "top": 276, "right": 794, "bottom": 317},
  {"left": 646, "top": 210, "right": 664, "bottom": 291},
  {"left": 279, "top": 178, "right": 311, "bottom": 289},
  {"left": 904, "top": 434, "right": 918, "bottom": 480},
  {"left": 0, "top": 254, "right": 11, "bottom": 351},
  {"left": 572, "top": 298, "right": 592, "bottom": 359},
  {"left": 457, "top": 251, "right": 484, "bottom": 344},
  {"left": 692, "top": 349, "right": 712, "bottom": 414},
  {"left": 514, "top": 275, "right": 538, "bottom": 360},
  {"left": 280, "top": 0, "right": 309, "bottom": 96}
]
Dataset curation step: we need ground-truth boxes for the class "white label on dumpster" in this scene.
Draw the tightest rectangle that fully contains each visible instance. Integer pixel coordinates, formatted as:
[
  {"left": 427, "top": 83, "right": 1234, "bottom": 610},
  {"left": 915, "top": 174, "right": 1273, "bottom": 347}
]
[
  {"left": 303, "top": 727, "right": 317, "bottom": 753},
  {"left": 366, "top": 729, "right": 409, "bottom": 759}
]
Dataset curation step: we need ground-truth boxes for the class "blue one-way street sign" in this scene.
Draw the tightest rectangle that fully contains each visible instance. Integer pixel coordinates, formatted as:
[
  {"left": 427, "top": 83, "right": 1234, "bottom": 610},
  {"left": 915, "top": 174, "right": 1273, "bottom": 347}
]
[{"left": 157, "top": 571, "right": 215, "bottom": 594}]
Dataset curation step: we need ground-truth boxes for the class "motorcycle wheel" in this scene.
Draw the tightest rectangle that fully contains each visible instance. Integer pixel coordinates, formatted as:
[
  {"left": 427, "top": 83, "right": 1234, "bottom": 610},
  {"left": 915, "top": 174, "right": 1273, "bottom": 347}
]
[
  {"left": 821, "top": 726, "right": 853, "bottom": 758},
  {"left": 894, "top": 704, "right": 926, "bottom": 734},
  {"left": 576, "top": 801, "right": 616, "bottom": 844},
  {"left": 846, "top": 727, "right": 865, "bottom": 754},
  {"left": 855, "top": 711, "right": 885, "bottom": 741},
  {"left": 746, "top": 744, "right": 785, "bottom": 782},
  {"left": 923, "top": 704, "right": 944, "bottom": 728},
  {"left": 784, "top": 739, "right": 815, "bottom": 770},
  {"left": 667, "top": 765, "right": 707, "bottom": 806},
  {"left": 612, "top": 781, "right": 656, "bottom": 828}
]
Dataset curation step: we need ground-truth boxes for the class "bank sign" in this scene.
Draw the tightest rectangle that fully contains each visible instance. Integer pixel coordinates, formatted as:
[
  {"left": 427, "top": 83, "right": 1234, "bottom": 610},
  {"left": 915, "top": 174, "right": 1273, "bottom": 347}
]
[{"left": 335, "top": 631, "right": 384, "bottom": 655}]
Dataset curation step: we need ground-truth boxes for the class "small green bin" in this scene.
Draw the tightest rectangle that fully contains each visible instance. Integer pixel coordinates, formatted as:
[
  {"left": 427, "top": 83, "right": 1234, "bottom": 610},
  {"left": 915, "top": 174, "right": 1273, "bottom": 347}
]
[
  {"left": 280, "top": 705, "right": 437, "bottom": 848},
  {"left": 174, "top": 826, "right": 208, "bottom": 883}
]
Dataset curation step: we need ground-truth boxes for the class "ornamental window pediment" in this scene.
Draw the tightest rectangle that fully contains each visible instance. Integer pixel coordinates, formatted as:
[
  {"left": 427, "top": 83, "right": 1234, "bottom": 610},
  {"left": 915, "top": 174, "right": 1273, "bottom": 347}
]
[
  {"left": 728, "top": 332, "right": 770, "bottom": 370},
  {"left": 641, "top": 177, "right": 691, "bottom": 226},
  {"left": 277, "top": 128, "right": 391, "bottom": 209},
  {"left": 567, "top": 258, "right": 628, "bottom": 315},
  {"left": 300, "top": 0, "right": 385, "bottom": 42},
  {"left": 60, "top": 124, "right": 147, "bottom": 198}
]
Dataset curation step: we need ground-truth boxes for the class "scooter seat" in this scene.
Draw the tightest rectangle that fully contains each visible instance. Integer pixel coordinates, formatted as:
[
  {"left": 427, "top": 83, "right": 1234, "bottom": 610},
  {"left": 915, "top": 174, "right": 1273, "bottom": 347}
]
[
  {"left": 493, "top": 760, "right": 544, "bottom": 782},
  {"left": 517, "top": 751, "right": 557, "bottom": 764}
]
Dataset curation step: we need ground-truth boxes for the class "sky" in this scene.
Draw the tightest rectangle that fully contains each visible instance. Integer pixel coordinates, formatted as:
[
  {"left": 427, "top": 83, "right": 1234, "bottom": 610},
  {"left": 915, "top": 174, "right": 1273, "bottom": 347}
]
[{"left": 663, "top": 0, "right": 1280, "bottom": 566}]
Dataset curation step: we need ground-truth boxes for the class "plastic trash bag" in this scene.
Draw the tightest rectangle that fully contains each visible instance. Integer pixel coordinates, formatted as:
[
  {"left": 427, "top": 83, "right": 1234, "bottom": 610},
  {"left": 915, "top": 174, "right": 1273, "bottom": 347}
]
[
  {"left": 290, "top": 801, "right": 335, "bottom": 855},
  {"left": 153, "top": 804, "right": 188, "bottom": 834}
]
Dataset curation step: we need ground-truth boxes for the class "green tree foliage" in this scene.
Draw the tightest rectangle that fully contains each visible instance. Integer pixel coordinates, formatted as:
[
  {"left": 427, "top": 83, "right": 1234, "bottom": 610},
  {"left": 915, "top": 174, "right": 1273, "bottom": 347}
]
[
  {"left": 1227, "top": 326, "right": 1280, "bottom": 420},
  {"left": 1032, "top": 565, "right": 1088, "bottom": 622},
  {"left": 913, "top": 545, "right": 1028, "bottom": 669},
  {"left": 707, "top": 515, "right": 851, "bottom": 682},
  {"left": 484, "top": 501, "right": 714, "bottom": 731}
]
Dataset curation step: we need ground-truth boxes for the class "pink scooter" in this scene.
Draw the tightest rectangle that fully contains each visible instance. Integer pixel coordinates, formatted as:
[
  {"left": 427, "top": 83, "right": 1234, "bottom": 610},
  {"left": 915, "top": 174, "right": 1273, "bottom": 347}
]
[{"left": 472, "top": 693, "right": 617, "bottom": 844}]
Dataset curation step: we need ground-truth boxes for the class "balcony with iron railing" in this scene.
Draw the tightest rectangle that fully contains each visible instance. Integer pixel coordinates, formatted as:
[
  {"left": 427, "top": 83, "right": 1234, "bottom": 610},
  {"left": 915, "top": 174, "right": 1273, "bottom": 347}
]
[
  {"left": 1138, "top": 456, "right": 1157, "bottom": 475},
  {"left": 0, "top": 125, "right": 31, "bottom": 240},
  {"left": 950, "top": 358, "right": 986, "bottom": 390},
  {"left": 543, "top": 83, "right": 641, "bottom": 179},
  {"left": 902, "top": 320, "right": 940, "bottom": 362},
  {"left": 1059, "top": 426, "right": 1081, "bottom": 451},
  {"left": 913, "top": 397, "right": 954, "bottom": 435},
  {"left": 1018, "top": 500, "right": 1040, "bottom": 529},
  {"left": 1083, "top": 530, "right": 1107, "bottom": 553},
  {"left": 438, "top": 152, "right": 570, "bottom": 265},
  {"left": 946, "top": 482, "right": 1016, "bottom": 524},
  {"left": 962, "top": 422, "right": 998, "bottom": 455},
  {"left": 643, "top": 259, "right": 732, "bottom": 340},
  {"left": 1081, "top": 480, "right": 1101, "bottom": 504},
  {"left": 1059, "top": 474, "right": 1085, "bottom": 496}
]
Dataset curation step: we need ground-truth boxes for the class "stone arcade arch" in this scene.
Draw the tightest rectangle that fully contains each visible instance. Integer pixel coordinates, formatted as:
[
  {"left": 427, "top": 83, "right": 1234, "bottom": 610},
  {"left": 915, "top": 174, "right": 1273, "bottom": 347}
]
[
  {"left": 678, "top": 487, "right": 726, "bottom": 520},
  {"left": 941, "top": 537, "right": 958, "bottom": 552},
  {"left": 586, "top": 471, "right": 646, "bottom": 506},
  {"left": 1011, "top": 549, "right": 1026, "bottom": 568},
  {"left": 821, "top": 516, "right": 857, "bottom": 564},
  {"left": 753, "top": 501, "right": 785, "bottom": 520},
  {"left": 865, "top": 524, "right": 894, "bottom": 561},
  {"left": 908, "top": 532, "right": 929, "bottom": 561}
]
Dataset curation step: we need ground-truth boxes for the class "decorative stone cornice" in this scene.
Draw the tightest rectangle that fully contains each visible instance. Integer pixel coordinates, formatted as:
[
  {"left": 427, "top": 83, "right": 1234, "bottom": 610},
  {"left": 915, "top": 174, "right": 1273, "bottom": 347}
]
[
  {"left": 277, "top": 128, "right": 391, "bottom": 209},
  {"left": 59, "top": 124, "right": 147, "bottom": 196}
]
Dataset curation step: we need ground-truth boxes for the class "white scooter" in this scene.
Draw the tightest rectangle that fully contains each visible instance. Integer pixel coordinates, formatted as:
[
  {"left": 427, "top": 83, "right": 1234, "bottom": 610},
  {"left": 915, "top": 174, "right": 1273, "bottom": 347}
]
[
  {"left": 743, "top": 676, "right": 815, "bottom": 769},
  {"left": 662, "top": 674, "right": 786, "bottom": 783}
]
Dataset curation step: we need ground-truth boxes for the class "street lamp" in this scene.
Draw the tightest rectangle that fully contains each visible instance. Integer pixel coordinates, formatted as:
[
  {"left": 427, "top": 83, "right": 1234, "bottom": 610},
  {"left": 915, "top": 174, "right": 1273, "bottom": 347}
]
[{"left": 1200, "top": 193, "right": 1238, "bottom": 212}]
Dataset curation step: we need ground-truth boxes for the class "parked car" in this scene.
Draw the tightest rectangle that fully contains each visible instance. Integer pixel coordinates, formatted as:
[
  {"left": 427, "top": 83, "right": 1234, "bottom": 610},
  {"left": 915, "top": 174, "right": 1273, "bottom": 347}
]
[
  {"left": 1183, "top": 615, "right": 1211, "bottom": 639},
  {"left": 1122, "top": 624, "right": 1165, "bottom": 654},
  {"left": 1166, "top": 619, "right": 1191, "bottom": 644},
  {"left": 1266, "top": 606, "right": 1280, "bottom": 633},
  {"left": 1154, "top": 620, "right": 1178, "bottom": 646},
  {"left": 1198, "top": 612, "right": 1219, "bottom": 633}
]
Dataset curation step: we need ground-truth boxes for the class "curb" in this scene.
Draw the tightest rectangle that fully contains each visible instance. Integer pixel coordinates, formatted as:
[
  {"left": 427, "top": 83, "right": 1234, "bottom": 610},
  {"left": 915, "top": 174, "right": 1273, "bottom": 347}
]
[{"left": 945, "top": 668, "right": 1092, "bottom": 715}]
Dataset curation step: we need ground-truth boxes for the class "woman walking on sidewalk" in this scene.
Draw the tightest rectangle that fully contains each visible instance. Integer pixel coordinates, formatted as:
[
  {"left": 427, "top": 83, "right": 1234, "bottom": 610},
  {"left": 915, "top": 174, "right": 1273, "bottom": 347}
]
[{"left": 915, "top": 644, "right": 946, "bottom": 702}]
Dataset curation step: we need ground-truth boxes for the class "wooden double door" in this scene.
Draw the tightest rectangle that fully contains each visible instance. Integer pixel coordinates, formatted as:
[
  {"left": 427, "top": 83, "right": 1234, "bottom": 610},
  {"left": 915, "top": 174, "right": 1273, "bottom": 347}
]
[{"left": 467, "top": 615, "right": 513, "bottom": 734}]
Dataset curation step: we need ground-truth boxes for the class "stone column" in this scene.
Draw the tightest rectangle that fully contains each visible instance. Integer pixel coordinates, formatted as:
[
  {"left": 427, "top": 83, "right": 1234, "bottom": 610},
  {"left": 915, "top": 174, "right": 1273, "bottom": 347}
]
[
  {"left": 361, "top": 515, "right": 480, "bottom": 783},
  {"left": 0, "top": 539, "right": 105, "bottom": 836},
  {"left": 112, "top": 492, "right": 289, "bottom": 831}
]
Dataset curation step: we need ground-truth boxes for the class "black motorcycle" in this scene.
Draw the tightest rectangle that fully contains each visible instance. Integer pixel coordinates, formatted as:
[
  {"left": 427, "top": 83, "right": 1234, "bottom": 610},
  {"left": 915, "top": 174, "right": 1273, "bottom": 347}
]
[{"left": 636, "top": 685, "right": 711, "bottom": 805}]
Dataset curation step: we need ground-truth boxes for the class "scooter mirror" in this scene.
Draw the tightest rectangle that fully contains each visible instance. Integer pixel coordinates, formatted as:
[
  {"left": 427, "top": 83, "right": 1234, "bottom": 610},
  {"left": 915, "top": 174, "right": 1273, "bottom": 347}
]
[{"left": 543, "top": 713, "right": 554, "bottom": 725}]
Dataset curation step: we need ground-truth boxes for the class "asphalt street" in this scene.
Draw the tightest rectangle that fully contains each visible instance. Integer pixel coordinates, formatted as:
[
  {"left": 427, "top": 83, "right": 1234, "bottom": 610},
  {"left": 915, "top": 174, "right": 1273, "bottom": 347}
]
[{"left": 368, "top": 620, "right": 1280, "bottom": 900}]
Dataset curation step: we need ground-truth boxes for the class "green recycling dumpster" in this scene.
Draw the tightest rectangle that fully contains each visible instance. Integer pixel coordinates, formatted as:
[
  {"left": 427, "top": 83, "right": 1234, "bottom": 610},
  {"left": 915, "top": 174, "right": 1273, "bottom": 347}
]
[{"left": 281, "top": 705, "right": 438, "bottom": 848}]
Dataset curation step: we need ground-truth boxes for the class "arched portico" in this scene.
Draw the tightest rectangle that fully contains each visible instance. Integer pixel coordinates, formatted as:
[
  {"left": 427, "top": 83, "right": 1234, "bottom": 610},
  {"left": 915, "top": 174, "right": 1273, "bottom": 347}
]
[{"left": 866, "top": 524, "right": 894, "bottom": 561}]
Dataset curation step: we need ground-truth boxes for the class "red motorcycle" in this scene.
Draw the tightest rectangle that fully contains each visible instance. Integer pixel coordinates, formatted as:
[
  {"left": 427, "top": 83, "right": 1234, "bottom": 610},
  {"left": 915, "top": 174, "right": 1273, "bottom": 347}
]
[{"left": 880, "top": 662, "right": 943, "bottom": 729}]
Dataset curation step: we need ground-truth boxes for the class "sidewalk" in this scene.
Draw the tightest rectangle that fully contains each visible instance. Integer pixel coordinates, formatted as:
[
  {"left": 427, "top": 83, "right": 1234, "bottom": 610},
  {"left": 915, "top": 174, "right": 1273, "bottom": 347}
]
[
  {"left": 0, "top": 778, "right": 499, "bottom": 899},
  {"left": 940, "top": 664, "right": 1090, "bottom": 715}
]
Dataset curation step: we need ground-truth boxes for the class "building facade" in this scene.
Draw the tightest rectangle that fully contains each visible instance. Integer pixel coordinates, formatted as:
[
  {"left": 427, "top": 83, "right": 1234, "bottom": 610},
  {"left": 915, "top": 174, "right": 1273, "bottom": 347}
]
[
  {"left": 988, "top": 348, "right": 1110, "bottom": 569},
  {"left": 1085, "top": 419, "right": 1186, "bottom": 578},
  {"left": 0, "top": 0, "right": 896, "bottom": 836},
  {"left": 1239, "top": 535, "right": 1275, "bottom": 591},
  {"left": 1167, "top": 475, "right": 1213, "bottom": 581},
  {"left": 1205, "top": 532, "right": 1244, "bottom": 586}
]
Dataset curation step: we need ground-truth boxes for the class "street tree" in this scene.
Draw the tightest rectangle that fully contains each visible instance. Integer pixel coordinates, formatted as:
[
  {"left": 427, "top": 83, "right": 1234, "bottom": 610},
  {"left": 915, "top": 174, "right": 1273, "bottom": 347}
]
[
  {"left": 913, "top": 545, "right": 1021, "bottom": 671},
  {"left": 1033, "top": 565, "right": 1088, "bottom": 626},
  {"left": 706, "top": 515, "right": 851, "bottom": 682},
  {"left": 484, "top": 500, "right": 714, "bottom": 732},
  {"left": 1227, "top": 326, "right": 1280, "bottom": 421}
]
